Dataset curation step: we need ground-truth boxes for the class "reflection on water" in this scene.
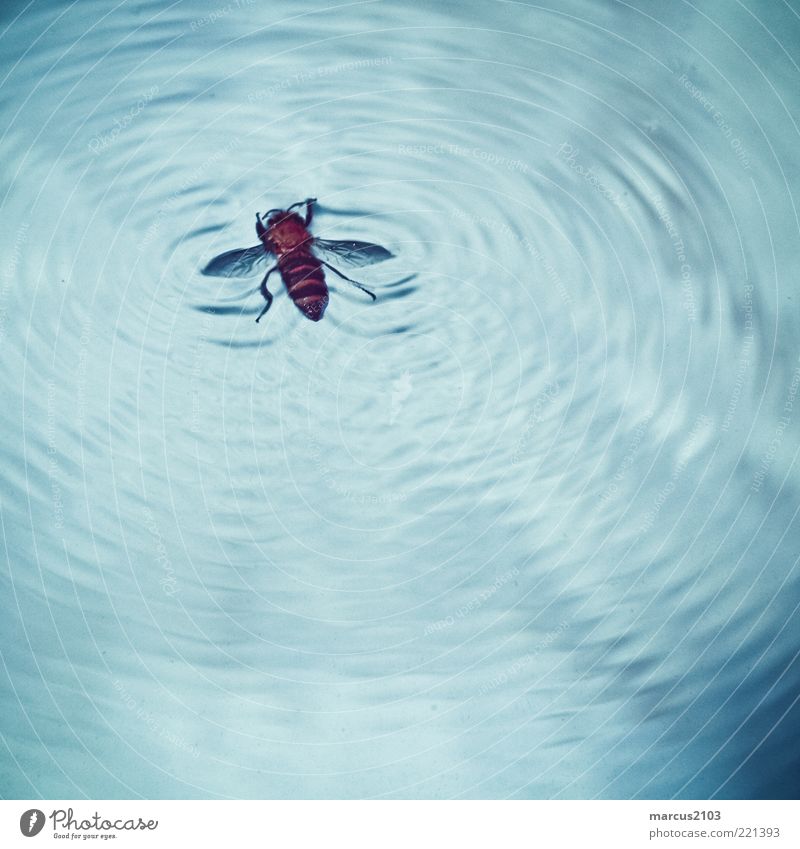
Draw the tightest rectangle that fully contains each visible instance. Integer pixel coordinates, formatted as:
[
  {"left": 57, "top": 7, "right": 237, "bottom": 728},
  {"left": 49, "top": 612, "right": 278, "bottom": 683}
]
[{"left": 1, "top": 0, "right": 798, "bottom": 799}]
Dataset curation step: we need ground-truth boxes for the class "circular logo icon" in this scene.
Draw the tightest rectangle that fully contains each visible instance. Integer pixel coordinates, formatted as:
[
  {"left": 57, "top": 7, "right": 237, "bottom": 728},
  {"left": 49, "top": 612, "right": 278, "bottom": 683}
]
[{"left": 19, "top": 809, "right": 45, "bottom": 837}]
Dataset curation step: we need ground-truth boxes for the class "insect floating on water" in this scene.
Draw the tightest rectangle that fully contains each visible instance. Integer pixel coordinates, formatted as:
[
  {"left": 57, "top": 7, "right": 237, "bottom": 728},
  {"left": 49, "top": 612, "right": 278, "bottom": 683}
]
[{"left": 201, "top": 197, "right": 393, "bottom": 322}]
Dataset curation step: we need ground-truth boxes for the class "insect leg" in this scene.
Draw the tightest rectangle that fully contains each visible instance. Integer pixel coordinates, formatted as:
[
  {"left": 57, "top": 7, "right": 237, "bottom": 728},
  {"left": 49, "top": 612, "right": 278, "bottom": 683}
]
[
  {"left": 320, "top": 261, "right": 376, "bottom": 301},
  {"left": 287, "top": 197, "right": 317, "bottom": 225},
  {"left": 255, "top": 265, "right": 278, "bottom": 323},
  {"left": 255, "top": 291, "right": 273, "bottom": 322}
]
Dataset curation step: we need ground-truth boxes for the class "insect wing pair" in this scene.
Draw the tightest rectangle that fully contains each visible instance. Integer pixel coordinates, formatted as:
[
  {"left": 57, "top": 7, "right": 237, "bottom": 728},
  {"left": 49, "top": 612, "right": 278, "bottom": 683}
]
[{"left": 202, "top": 238, "right": 393, "bottom": 278}]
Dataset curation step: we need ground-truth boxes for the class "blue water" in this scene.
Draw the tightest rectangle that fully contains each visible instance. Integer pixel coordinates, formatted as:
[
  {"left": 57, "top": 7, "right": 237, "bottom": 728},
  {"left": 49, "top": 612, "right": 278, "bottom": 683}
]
[{"left": 1, "top": 0, "right": 799, "bottom": 799}]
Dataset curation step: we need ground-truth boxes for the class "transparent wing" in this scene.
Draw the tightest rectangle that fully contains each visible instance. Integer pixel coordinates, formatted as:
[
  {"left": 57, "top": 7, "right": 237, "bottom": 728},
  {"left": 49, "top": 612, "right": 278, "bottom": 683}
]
[
  {"left": 201, "top": 245, "right": 270, "bottom": 278},
  {"left": 313, "top": 238, "right": 394, "bottom": 268}
]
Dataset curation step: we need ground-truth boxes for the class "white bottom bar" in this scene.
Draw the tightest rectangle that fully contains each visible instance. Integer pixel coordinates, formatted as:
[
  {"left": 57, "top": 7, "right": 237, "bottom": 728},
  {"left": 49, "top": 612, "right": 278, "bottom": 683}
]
[{"left": 2, "top": 800, "right": 798, "bottom": 848}]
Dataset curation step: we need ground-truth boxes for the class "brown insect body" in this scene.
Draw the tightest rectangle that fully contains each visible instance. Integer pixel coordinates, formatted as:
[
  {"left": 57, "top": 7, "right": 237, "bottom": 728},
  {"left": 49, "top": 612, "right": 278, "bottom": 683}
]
[
  {"left": 260, "top": 211, "right": 329, "bottom": 321},
  {"left": 201, "top": 197, "right": 393, "bottom": 324}
]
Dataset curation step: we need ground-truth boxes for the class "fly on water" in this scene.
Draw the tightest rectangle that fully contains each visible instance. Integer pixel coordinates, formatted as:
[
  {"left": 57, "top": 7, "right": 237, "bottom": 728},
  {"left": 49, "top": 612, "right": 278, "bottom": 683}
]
[{"left": 201, "top": 197, "right": 393, "bottom": 322}]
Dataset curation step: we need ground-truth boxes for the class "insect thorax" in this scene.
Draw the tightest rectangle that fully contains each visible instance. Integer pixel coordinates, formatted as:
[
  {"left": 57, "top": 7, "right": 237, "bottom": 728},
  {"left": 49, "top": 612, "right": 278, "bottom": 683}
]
[{"left": 267, "top": 215, "right": 311, "bottom": 254}]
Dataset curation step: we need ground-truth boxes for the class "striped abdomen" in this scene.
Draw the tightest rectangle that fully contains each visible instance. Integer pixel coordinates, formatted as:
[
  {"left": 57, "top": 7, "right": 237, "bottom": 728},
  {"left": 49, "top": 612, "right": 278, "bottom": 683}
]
[{"left": 278, "top": 250, "right": 329, "bottom": 322}]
